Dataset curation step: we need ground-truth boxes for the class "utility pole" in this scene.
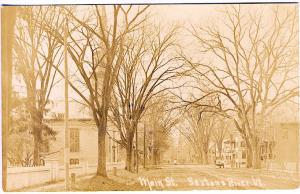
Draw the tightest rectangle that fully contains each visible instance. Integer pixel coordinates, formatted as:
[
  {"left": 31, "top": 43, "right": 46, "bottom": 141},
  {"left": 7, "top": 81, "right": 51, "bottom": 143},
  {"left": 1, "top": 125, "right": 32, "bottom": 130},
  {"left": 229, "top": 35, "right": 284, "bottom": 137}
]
[
  {"left": 215, "top": 143, "right": 217, "bottom": 158},
  {"left": 112, "top": 131, "right": 117, "bottom": 176},
  {"left": 136, "top": 127, "right": 138, "bottom": 173},
  {"left": 297, "top": 123, "right": 299, "bottom": 176},
  {"left": 143, "top": 123, "right": 146, "bottom": 168},
  {"left": 113, "top": 131, "right": 116, "bottom": 162},
  {"left": 64, "top": 11, "right": 70, "bottom": 191}
]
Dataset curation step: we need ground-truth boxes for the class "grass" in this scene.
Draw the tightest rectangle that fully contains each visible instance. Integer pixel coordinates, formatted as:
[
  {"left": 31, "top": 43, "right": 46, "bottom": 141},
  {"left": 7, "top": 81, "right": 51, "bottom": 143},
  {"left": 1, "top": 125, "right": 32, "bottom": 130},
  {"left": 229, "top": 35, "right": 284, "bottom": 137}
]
[{"left": 70, "top": 169, "right": 150, "bottom": 191}]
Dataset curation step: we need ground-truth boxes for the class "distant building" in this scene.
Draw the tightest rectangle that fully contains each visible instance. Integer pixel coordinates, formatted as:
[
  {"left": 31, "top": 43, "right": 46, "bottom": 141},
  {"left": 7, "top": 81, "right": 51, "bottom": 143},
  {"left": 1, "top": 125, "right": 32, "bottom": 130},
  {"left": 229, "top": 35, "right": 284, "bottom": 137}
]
[
  {"left": 41, "top": 119, "right": 126, "bottom": 167},
  {"left": 160, "top": 132, "right": 193, "bottom": 164},
  {"left": 221, "top": 135, "right": 247, "bottom": 168},
  {"left": 260, "top": 101, "right": 299, "bottom": 172},
  {"left": 210, "top": 132, "right": 247, "bottom": 168},
  {"left": 261, "top": 122, "right": 299, "bottom": 172}
]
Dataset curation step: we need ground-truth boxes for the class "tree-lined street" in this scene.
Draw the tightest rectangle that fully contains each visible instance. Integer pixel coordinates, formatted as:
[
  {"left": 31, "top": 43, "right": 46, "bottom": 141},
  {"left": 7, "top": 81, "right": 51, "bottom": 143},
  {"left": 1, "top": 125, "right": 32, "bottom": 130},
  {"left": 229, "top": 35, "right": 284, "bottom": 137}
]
[{"left": 2, "top": 3, "right": 299, "bottom": 191}]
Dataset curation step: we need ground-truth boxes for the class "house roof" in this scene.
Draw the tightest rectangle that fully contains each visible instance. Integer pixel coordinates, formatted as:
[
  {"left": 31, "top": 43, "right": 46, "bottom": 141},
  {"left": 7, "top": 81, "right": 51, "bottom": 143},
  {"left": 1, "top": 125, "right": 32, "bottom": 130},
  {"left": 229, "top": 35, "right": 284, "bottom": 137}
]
[{"left": 45, "top": 119, "right": 119, "bottom": 133}]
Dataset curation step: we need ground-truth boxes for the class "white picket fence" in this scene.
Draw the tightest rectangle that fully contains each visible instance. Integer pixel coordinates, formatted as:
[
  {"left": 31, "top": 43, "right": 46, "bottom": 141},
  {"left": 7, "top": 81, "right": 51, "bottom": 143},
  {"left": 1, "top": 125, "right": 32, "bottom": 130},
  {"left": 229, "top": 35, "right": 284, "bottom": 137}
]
[{"left": 7, "top": 161, "right": 125, "bottom": 191}]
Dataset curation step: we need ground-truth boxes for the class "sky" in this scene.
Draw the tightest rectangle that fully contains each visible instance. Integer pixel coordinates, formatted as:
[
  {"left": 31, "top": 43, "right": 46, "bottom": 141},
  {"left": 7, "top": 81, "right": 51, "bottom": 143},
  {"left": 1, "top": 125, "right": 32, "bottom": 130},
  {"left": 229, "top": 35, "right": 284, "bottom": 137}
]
[{"left": 11, "top": 4, "right": 298, "bottom": 118}]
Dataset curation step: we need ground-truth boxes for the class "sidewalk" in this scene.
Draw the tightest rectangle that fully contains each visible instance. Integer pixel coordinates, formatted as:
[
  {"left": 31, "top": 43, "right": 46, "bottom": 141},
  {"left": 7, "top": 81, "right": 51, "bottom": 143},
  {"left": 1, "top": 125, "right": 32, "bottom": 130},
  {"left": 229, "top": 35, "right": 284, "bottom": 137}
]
[
  {"left": 20, "top": 167, "right": 149, "bottom": 191},
  {"left": 18, "top": 173, "right": 94, "bottom": 191},
  {"left": 251, "top": 168, "right": 299, "bottom": 182}
]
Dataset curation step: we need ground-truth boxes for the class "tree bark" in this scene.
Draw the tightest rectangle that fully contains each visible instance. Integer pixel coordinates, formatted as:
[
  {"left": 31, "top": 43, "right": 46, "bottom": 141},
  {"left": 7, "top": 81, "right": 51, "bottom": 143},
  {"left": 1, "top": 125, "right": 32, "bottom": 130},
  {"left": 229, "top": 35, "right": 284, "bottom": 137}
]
[
  {"left": 197, "top": 149, "right": 203, "bottom": 164},
  {"left": 33, "top": 133, "right": 40, "bottom": 166},
  {"left": 217, "top": 142, "right": 223, "bottom": 158},
  {"left": 202, "top": 142, "right": 209, "bottom": 165},
  {"left": 203, "top": 151, "right": 209, "bottom": 165},
  {"left": 153, "top": 149, "right": 159, "bottom": 165},
  {"left": 125, "top": 124, "right": 138, "bottom": 172},
  {"left": 246, "top": 139, "right": 253, "bottom": 168},
  {"left": 252, "top": 141, "right": 261, "bottom": 169},
  {"left": 32, "top": 112, "right": 42, "bottom": 166},
  {"left": 96, "top": 121, "right": 107, "bottom": 177},
  {"left": 125, "top": 138, "right": 133, "bottom": 172},
  {"left": 198, "top": 154, "right": 202, "bottom": 164}
]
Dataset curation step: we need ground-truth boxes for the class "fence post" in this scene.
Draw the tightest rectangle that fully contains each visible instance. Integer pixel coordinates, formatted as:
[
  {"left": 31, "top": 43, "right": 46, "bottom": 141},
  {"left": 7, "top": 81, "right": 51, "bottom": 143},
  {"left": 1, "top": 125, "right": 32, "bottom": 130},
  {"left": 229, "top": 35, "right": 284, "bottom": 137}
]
[
  {"left": 49, "top": 161, "right": 59, "bottom": 182},
  {"left": 54, "top": 161, "right": 59, "bottom": 181},
  {"left": 71, "top": 173, "right": 76, "bottom": 188},
  {"left": 113, "top": 166, "right": 117, "bottom": 176}
]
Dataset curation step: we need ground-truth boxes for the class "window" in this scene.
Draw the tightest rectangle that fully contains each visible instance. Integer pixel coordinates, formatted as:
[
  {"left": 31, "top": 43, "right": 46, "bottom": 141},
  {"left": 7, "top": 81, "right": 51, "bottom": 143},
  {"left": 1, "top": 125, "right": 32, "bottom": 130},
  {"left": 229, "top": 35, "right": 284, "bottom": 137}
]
[
  {"left": 241, "top": 141, "right": 246, "bottom": 147},
  {"left": 70, "top": 128, "right": 79, "bottom": 152},
  {"left": 242, "top": 151, "right": 246, "bottom": 159},
  {"left": 70, "top": 158, "right": 79, "bottom": 165}
]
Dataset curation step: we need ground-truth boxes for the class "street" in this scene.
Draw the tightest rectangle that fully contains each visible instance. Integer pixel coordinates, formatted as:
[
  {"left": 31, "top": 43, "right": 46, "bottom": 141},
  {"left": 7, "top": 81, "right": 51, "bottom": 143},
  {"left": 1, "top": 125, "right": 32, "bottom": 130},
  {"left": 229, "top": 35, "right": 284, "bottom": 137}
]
[
  {"left": 22, "top": 164, "right": 299, "bottom": 191},
  {"left": 133, "top": 165, "right": 299, "bottom": 190}
]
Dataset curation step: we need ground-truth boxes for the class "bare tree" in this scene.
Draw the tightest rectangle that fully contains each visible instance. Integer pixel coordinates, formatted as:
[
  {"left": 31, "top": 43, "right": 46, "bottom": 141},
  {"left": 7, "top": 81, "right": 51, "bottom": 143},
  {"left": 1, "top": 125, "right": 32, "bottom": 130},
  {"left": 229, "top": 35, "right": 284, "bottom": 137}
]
[
  {"left": 13, "top": 6, "right": 63, "bottom": 165},
  {"left": 178, "top": 102, "right": 217, "bottom": 164},
  {"left": 184, "top": 5, "right": 298, "bottom": 168},
  {"left": 147, "top": 94, "right": 179, "bottom": 166},
  {"left": 38, "top": 5, "right": 150, "bottom": 176},
  {"left": 212, "top": 118, "right": 229, "bottom": 158},
  {"left": 8, "top": 92, "right": 32, "bottom": 166},
  {"left": 109, "top": 24, "right": 183, "bottom": 171}
]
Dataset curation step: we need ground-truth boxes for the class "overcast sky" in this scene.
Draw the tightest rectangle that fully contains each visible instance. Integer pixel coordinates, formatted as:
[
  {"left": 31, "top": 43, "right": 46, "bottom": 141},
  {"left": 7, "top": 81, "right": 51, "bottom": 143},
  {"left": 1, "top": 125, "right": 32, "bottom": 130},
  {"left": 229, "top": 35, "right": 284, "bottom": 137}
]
[{"left": 12, "top": 4, "right": 298, "bottom": 118}]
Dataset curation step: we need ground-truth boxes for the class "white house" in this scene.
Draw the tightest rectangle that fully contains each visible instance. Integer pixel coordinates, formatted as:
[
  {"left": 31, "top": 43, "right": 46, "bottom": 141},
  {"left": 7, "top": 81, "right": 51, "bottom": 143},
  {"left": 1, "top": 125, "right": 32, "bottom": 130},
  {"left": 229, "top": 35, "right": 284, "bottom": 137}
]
[{"left": 44, "top": 118, "right": 125, "bottom": 166}]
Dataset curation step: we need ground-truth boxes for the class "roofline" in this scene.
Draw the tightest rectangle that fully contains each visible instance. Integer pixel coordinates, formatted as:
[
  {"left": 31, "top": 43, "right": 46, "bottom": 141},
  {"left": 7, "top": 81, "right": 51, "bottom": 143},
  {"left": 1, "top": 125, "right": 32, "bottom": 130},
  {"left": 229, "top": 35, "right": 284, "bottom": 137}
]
[{"left": 45, "top": 118, "right": 94, "bottom": 122}]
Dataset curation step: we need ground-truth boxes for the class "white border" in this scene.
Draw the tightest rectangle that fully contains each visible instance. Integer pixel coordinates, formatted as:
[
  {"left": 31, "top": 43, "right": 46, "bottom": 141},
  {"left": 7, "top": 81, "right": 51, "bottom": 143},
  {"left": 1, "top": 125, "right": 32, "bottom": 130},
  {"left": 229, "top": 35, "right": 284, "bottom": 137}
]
[
  {"left": 1, "top": 1, "right": 299, "bottom": 194},
  {"left": 0, "top": 0, "right": 298, "bottom": 5}
]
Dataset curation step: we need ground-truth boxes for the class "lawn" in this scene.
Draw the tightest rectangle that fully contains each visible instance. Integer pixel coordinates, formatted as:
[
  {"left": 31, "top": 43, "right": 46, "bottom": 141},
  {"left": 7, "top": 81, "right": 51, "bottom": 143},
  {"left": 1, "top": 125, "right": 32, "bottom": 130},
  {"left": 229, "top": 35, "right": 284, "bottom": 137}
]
[{"left": 70, "top": 168, "right": 151, "bottom": 191}]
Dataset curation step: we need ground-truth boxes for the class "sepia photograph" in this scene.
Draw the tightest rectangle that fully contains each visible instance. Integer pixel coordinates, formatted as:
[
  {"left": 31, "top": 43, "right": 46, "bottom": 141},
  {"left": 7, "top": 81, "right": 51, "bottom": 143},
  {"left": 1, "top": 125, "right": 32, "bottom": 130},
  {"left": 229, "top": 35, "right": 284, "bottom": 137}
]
[{"left": 1, "top": 1, "right": 299, "bottom": 191}]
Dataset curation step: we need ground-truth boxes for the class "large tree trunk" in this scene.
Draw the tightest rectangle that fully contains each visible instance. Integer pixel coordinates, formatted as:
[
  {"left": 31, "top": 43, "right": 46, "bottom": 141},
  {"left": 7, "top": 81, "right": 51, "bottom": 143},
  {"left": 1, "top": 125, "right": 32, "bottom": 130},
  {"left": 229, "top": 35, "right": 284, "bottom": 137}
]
[
  {"left": 197, "top": 154, "right": 202, "bottom": 164},
  {"left": 245, "top": 136, "right": 262, "bottom": 169},
  {"left": 125, "top": 145, "right": 131, "bottom": 171},
  {"left": 202, "top": 142, "right": 209, "bottom": 165},
  {"left": 32, "top": 111, "right": 42, "bottom": 166},
  {"left": 96, "top": 120, "right": 107, "bottom": 177},
  {"left": 252, "top": 140, "right": 261, "bottom": 169},
  {"left": 218, "top": 150, "right": 222, "bottom": 158},
  {"left": 33, "top": 133, "right": 40, "bottom": 166},
  {"left": 125, "top": 137, "right": 133, "bottom": 172},
  {"left": 217, "top": 142, "right": 222, "bottom": 158},
  {"left": 197, "top": 148, "right": 203, "bottom": 164},
  {"left": 125, "top": 124, "right": 138, "bottom": 172},
  {"left": 96, "top": 61, "right": 113, "bottom": 176},
  {"left": 203, "top": 151, "right": 209, "bottom": 165},
  {"left": 246, "top": 139, "right": 253, "bottom": 168},
  {"left": 157, "top": 150, "right": 161, "bottom": 164},
  {"left": 153, "top": 149, "right": 159, "bottom": 165}
]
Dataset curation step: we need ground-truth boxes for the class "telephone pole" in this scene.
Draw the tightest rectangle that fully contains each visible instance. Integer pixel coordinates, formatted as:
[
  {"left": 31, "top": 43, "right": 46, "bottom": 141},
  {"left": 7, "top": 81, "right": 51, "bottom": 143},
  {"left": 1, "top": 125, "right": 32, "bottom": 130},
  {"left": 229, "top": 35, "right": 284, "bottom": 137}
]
[
  {"left": 64, "top": 11, "right": 70, "bottom": 191},
  {"left": 136, "top": 127, "right": 139, "bottom": 173},
  {"left": 112, "top": 131, "right": 117, "bottom": 176},
  {"left": 143, "top": 123, "right": 146, "bottom": 168}
]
